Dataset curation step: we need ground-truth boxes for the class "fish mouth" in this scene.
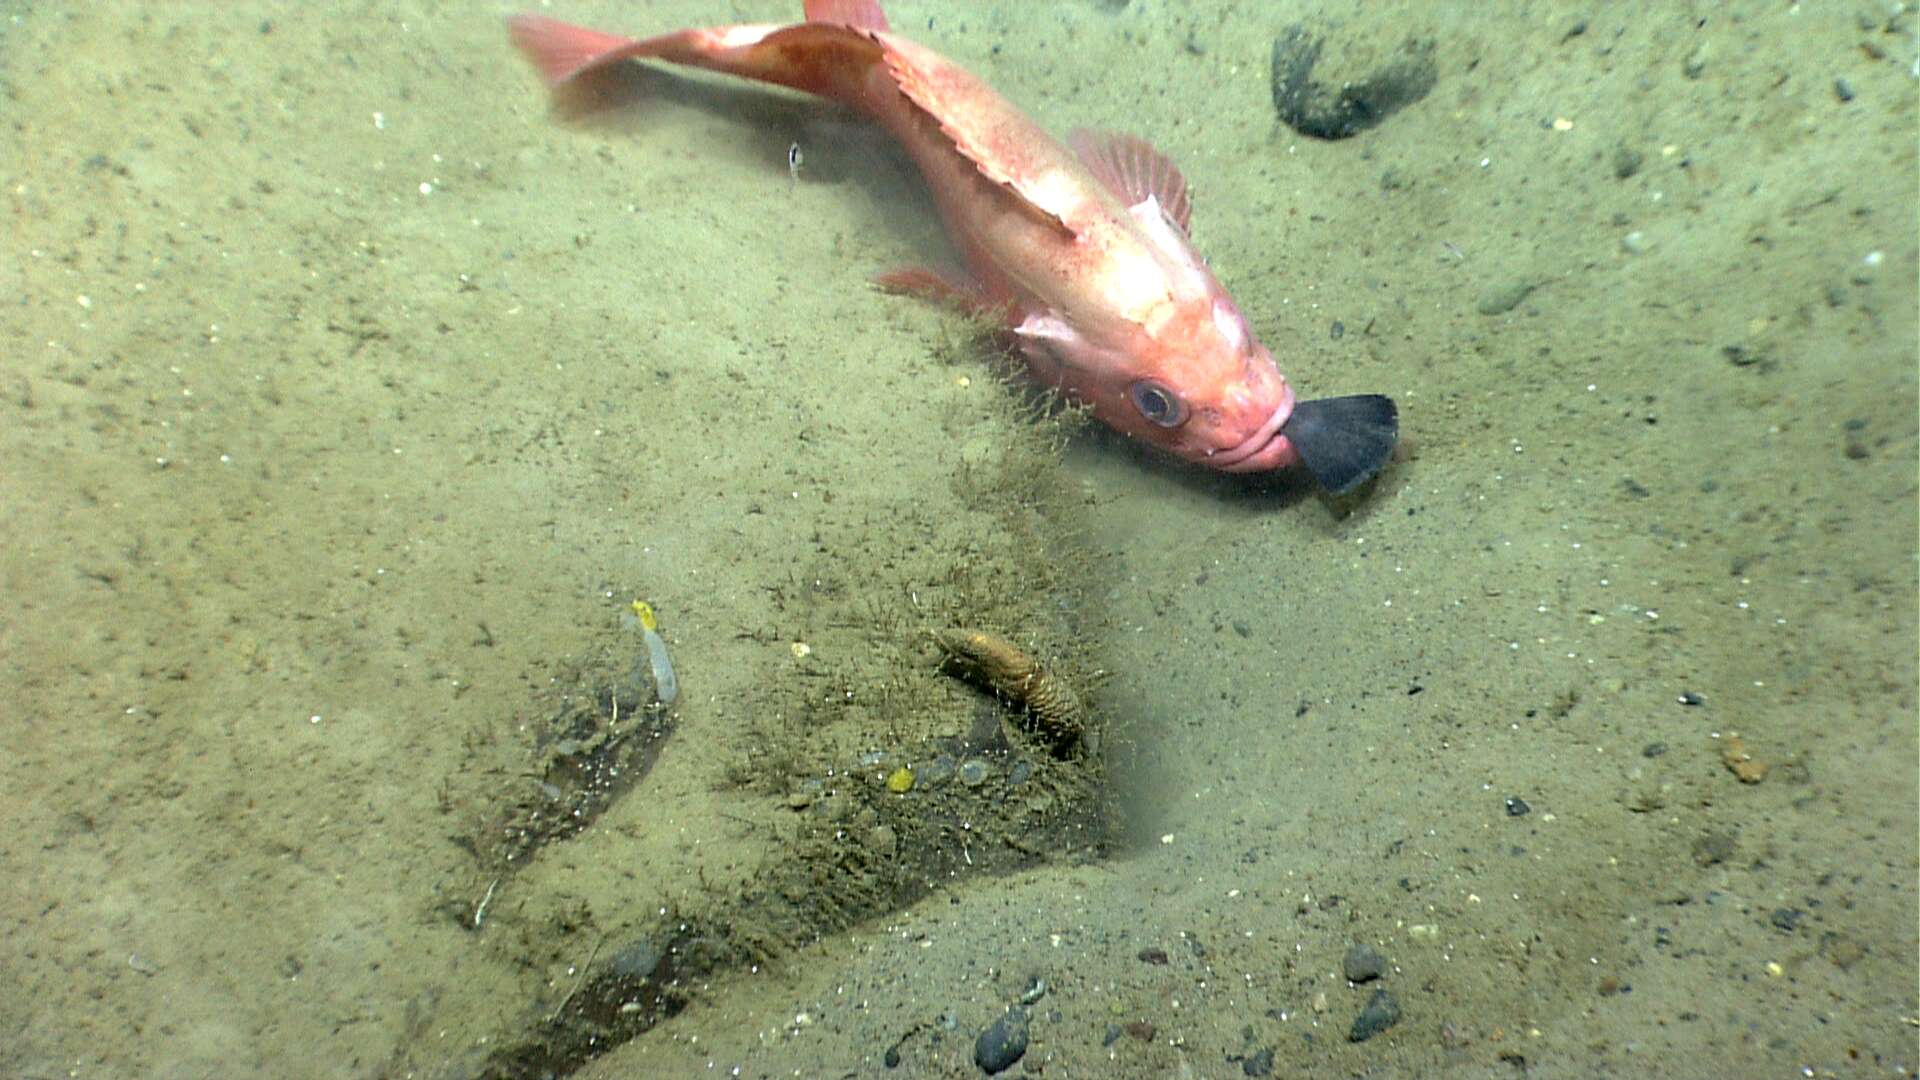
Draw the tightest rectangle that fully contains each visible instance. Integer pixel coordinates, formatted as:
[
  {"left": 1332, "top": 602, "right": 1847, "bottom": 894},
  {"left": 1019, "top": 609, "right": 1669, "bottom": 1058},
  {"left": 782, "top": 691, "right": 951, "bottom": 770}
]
[{"left": 1208, "top": 394, "right": 1297, "bottom": 473}]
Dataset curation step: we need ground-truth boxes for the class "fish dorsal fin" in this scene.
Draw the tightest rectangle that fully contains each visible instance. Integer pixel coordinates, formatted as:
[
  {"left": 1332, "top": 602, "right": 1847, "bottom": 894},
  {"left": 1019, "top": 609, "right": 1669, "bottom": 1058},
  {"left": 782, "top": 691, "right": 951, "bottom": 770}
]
[
  {"left": 883, "top": 44, "right": 1083, "bottom": 236},
  {"left": 804, "top": 0, "right": 890, "bottom": 31},
  {"left": 1068, "top": 129, "right": 1192, "bottom": 234}
]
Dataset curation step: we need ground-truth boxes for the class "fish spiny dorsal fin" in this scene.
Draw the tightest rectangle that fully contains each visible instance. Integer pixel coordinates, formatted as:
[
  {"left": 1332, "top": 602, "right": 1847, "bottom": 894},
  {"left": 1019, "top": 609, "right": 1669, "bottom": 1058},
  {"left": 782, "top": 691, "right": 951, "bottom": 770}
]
[
  {"left": 882, "top": 46, "right": 1081, "bottom": 237},
  {"left": 1069, "top": 129, "right": 1192, "bottom": 234},
  {"left": 804, "top": 0, "right": 890, "bottom": 31}
]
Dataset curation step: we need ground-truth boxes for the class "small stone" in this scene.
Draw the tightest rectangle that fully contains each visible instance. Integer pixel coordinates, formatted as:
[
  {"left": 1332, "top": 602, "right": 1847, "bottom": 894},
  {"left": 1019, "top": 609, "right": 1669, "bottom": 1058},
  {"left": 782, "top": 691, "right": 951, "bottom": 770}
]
[
  {"left": 1611, "top": 144, "right": 1644, "bottom": 179},
  {"left": 1504, "top": 796, "right": 1531, "bottom": 817},
  {"left": 1019, "top": 976, "right": 1047, "bottom": 1005},
  {"left": 974, "top": 1008, "right": 1029, "bottom": 1075},
  {"left": 958, "top": 759, "right": 992, "bottom": 787},
  {"left": 918, "top": 756, "right": 956, "bottom": 787},
  {"left": 1242, "top": 1046, "right": 1275, "bottom": 1076},
  {"left": 1348, "top": 989, "right": 1402, "bottom": 1042},
  {"left": 1770, "top": 908, "right": 1806, "bottom": 933},
  {"left": 1476, "top": 279, "right": 1537, "bottom": 316},
  {"left": 1342, "top": 942, "right": 1387, "bottom": 983},
  {"left": 1620, "top": 230, "right": 1649, "bottom": 255}
]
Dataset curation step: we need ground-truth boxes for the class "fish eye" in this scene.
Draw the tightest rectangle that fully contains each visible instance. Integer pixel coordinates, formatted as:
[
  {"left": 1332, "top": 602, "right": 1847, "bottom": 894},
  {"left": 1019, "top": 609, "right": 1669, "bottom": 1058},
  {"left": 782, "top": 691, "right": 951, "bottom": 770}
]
[{"left": 1127, "top": 380, "right": 1187, "bottom": 428}]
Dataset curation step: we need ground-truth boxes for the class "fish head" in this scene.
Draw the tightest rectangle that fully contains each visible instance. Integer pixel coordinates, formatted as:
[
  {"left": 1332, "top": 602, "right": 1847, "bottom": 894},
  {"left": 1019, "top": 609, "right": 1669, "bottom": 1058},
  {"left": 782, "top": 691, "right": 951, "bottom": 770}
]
[{"left": 1023, "top": 295, "right": 1299, "bottom": 473}]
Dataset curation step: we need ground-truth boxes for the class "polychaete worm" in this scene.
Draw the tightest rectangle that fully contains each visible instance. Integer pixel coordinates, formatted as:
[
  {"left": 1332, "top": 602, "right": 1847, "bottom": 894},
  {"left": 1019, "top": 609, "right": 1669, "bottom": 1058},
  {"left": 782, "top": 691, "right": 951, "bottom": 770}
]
[{"left": 932, "top": 628, "right": 1084, "bottom": 755}]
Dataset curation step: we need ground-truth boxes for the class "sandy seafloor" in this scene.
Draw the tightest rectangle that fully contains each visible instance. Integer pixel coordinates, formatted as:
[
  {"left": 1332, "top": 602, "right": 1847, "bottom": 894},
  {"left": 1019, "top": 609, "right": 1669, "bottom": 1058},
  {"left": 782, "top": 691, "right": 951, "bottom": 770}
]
[{"left": 4, "top": 1, "right": 1917, "bottom": 1077}]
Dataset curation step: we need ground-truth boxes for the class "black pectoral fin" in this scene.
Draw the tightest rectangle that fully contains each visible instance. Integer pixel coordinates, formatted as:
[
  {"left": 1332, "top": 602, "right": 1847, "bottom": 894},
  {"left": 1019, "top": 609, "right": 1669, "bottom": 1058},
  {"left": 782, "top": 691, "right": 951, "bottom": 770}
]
[{"left": 1280, "top": 394, "right": 1399, "bottom": 495}]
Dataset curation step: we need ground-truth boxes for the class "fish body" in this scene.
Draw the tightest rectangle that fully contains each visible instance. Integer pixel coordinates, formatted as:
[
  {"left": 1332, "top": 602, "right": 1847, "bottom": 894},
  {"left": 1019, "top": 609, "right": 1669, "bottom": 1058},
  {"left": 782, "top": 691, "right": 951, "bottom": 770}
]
[{"left": 510, "top": 0, "right": 1396, "bottom": 490}]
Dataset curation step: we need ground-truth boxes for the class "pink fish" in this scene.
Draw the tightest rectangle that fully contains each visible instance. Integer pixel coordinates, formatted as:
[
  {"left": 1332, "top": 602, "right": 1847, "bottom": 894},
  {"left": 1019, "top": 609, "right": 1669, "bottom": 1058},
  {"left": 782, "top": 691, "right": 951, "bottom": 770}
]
[{"left": 510, "top": 0, "right": 1396, "bottom": 492}]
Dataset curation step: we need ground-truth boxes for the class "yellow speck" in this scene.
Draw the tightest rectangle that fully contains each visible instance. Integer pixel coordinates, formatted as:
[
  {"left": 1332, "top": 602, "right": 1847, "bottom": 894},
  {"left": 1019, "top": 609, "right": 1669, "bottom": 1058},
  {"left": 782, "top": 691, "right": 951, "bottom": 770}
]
[
  {"left": 1552, "top": 117, "right": 1573, "bottom": 131},
  {"left": 886, "top": 766, "right": 914, "bottom": 793},
  {"left": 955, "top": 375, "right": 971, "bottom": 388},
  {"left": 631, "top": 600, "right": 658, "bottom": 632},
  {"left": 790, "top": 641, "right": 812, "bottom": 659},
  {"left": 1766, "top": 961, "right": 1785, "bottom": 978}
]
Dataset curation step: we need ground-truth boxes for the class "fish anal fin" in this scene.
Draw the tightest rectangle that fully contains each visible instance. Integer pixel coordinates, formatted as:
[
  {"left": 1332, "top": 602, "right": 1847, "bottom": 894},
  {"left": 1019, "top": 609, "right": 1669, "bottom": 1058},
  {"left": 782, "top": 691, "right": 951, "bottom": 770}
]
[
  {"left": 804, "top": 0, "right": 890, "bottom": 31},
  {"left": 1068, "top": 129, "right": 1192, "bottom": 234}
]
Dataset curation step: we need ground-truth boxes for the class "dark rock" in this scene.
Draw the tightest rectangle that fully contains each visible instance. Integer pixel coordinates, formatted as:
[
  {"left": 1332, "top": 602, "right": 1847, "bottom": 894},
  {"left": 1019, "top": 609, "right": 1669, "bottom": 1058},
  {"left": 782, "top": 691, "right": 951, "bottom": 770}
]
[
  {"left": 1270, "top": 24, "right": 1436, "bottom": 140},
  {"left": 974, "top": 1008, "right": 1029, "bottom": 1075},
  {"left": 1342, "top": 942, "right": 1387, "bottom": 983},
  {"left": 1770, "top": 908, "right": 1806, "bottom": 933},
  {"left": 1243, "top": 1045, "right": 1275, "bottom": 1076},
  {"left": 1348, "top": 989, "right": 1402, "bottom": 1042},
  {"left": 1503, "top": 796, "right": 1531, "bottom": 817}
]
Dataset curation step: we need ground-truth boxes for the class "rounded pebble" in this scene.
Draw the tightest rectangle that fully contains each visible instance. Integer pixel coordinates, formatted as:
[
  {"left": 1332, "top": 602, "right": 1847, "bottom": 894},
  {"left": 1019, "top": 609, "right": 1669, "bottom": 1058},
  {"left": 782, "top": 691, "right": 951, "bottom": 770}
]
[
  {"left": 974, "top": 1008, "right": 1029, "bottom": 1074},
  {"left": 1348, "top": 989, "right": 1402, "bottom": 1042},
  {"left": 918, "top": 756, "right": 956, "bottom": 787},
  {"left": 1342, "top": 942, "right": 1387, "bottom": 983},
  {"left": 958, "top": 759, "right": 992, "bottom": 787}
]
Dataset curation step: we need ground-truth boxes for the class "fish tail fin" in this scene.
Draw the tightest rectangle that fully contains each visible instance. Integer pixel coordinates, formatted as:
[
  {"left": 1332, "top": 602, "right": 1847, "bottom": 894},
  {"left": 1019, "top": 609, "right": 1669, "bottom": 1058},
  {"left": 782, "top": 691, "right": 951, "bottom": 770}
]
[{"left": 508, "top": 13, "right": 886, "bottom": 107}]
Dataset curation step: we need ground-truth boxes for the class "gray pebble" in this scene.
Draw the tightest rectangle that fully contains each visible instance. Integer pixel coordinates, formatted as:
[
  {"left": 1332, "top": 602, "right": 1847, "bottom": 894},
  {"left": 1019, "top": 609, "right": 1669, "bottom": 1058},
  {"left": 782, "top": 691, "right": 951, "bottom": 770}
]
[
  {"left": 1475, "top": 280, "right": 1537, "bottom": 316},
  {"left": 958, "top": 759, "right": 992, "bottom": 787},
  {"left": 1612, "top": 144, "right": 1644, "bottom": 179},
  {"left": 606, "top": 938, "right": 661, "bottom": 980},
  {"left": 918, "top": 755, "right": 956, "bottom": 787},
  {"left": 974, "top": 1008, "right": 1029, "bottom": 1074},
  {"left": 1342, "top": 942, "right": 1387, "bottom": 983},
  {"left": 1348, "top": 989, "right": 1402, "bottom": 1042}
]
